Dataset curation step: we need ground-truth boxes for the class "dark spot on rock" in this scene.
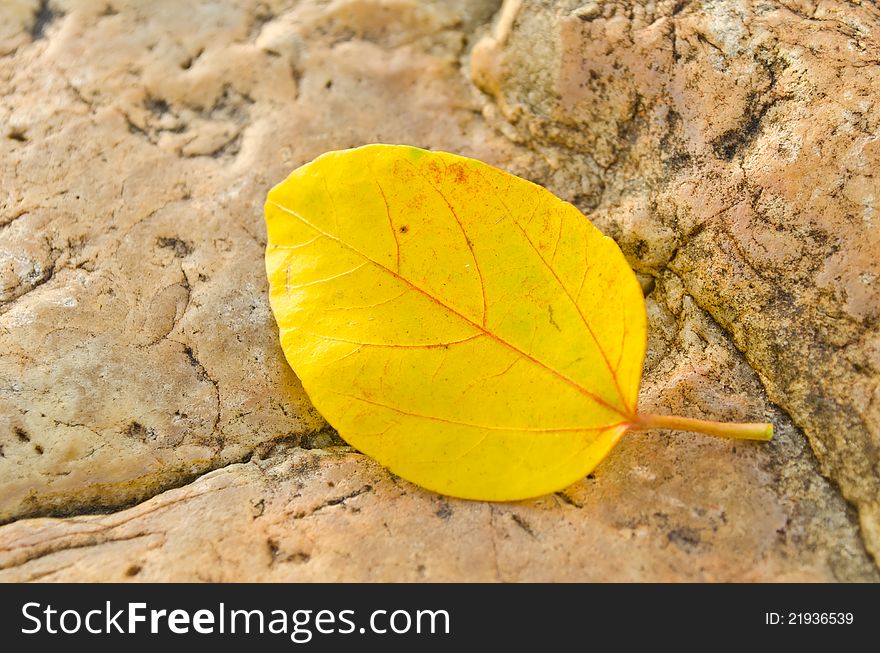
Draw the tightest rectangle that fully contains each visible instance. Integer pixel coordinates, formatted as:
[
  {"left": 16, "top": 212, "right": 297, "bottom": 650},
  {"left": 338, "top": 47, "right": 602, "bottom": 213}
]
[
  {"left": 145, "top": 96, "right": 170, "bottom": 116},
  {"left": 31, "top": 0, "right": 62, "bottom": 40},
  {"left": 770, "top": 287, "right": 796, "bottom": 308},
  {"left": 180, "top": 48, "right": 204, "bottom": 70},
  {"left": 399, "top": 225, "right": 408, "bottom": 233},
  {"left": 586, "top": 472, "right": 597, "bottom": 480},
  {"left": 34, "top": 444, "right": 44, "bottom": 455},
  {"left": 288, "top": 456, "right": 321, "bottom": 480},
  {"left": 268, "top": 537, "right": 311, "bottom": 565},
  {"left": 267, "top": 538, "right": 281, "bottom": 560},
  {"left": 555, "top": 491, "right": 582, "bottom": 508},
  {"left": 124, "top": 116, "right": 150, "bottom": 139},
  {"left": 7, "top": 128, "right": 27, "bottom": 142},
  {"left": 653, "top": 511, "right": 670, "bottom": 526},
  {"left": 664, "top": 151, "right": 692, "bottom": 172},
  {"left": 125, "top": 421, "right": 157, "bottom": 442},
  {"left": 125, "top": 564, "right": 141, "bottom": 577},
  {"left": 322, "top": 485, "right": 371, "bottom": 509},
  {"left": 511, "top": 513, "right": 536, "bottom": 537},
  {"left": 181, "top": 346, "right": 210, "bottom": 384},
  {"left": 157, "top": 236, "right": 193, "bottom": 258},
  {"left": 667, "top": 527, "right": 701, "bottom": 549},
  {"left": 573, "top": 191, "right": 602, "bottom": 212},
  {"left": 14, "top": 427, "right": 30, "bottom": 442},
  {"left": 325, "top": 79, "right": 333, "bottom": 89},
  {"left": 712, "top": 130, "right": 744, "bottom": 161},
  {"left": 710, "top": 92, "right": 777, "bottom": 160},
  {"left": 435, "top": 502, "right": 453, "bottom": 520}
]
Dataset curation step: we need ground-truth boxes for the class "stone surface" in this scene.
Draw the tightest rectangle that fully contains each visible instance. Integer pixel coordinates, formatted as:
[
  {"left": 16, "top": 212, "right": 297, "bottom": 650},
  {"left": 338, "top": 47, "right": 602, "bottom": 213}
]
[
  {"left": 0, "top": 0, "right": 511, "bottom": 521},
  {"left": 472, "top": 0, "right": 880, "bottom": 561},
  {"left": 0, "top": 0, "right": 877, "bottom": 580},
  {"left": 2, "top": 272, "right": 876, "bottom": 582}
]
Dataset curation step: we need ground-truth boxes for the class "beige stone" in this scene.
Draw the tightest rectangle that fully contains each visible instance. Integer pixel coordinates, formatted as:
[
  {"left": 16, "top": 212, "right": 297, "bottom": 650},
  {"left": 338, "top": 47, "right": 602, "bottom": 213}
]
[
  {"left": 1, "top": 271, "right": 876, "bottom": 581},
  {"left": 0, "top": 0, "right": 514, "bottom": 521},
  {"left": 0, "top": 0, "right": 876, "bottom": 580}
]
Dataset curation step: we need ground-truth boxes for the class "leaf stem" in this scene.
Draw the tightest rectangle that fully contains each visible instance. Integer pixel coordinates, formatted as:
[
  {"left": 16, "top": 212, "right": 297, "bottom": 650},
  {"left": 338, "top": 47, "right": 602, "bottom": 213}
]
[{"left": 631, "top": 413, "right": 773, "bottom": 441}]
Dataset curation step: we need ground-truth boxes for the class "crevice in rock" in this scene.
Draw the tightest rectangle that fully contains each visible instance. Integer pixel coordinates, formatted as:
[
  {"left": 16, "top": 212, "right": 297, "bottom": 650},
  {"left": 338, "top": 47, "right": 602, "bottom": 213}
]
[
  {"left": 0, "top": 426, "right": 349, "bottom": 528},
  {"left": 0, "top": 209, "right": 29, "bottom": 231},
  {"left": 31, "top": 0, "right": 63, "bottom": 41},
  {"left": 248, "top": 3, "right": 276, "bottom": 41},
  {"left": 168, "top": 339, "right": 222, "bottom": 448},
  {"left": 0, "top": 460, "right": 239, "bottom": 527},
  {"left": 0, "top": 249, "right": 61, "bottom": 316},
  {"left": 1, "top": 531, "right": 162, "bottom": 570},
  {"left": 510, "top": 513, "right": 536, "bottom": 538},
  {"left": 660, "top": 266, "right": 879, "bottom": 570},
  {"left": 156, "top": 236, "right": 193, "bottom": 258},
  {"left": 288, "top": 483, "right": 373, "bottom": 520},
  {"left": 254, "top": 426, "right": 346, "bottom": 458},
  {"left": 20, "top": 562, "right": 77, "bottom": 581}
]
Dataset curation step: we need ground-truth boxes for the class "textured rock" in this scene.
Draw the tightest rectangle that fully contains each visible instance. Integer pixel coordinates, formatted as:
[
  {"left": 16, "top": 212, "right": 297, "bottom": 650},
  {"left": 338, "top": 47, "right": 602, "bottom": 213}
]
[
  {"left": 1, "top": 271, "right": 876, "bottom": 581},
  {"left": 0, "top": 0, "right": 877, "bottom": 580},
  {"left": 472, "top": 0, "right": 880, "bottom": 560},
  {"left": 0, "top": 0, "right": 511, "bottom": 521}
]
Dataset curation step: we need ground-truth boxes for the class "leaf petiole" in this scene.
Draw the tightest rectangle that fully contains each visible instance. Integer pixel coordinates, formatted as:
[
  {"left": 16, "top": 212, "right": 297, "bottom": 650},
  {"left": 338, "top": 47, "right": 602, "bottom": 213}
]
[{"left": 630, "top": 413, "right": 773, "bottom": 441}]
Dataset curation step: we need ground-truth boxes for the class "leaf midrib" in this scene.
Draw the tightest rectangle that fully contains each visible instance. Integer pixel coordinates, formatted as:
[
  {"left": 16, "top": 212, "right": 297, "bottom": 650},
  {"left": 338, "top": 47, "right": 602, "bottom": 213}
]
[{"left": 267, "top": 199, "right": 631, "bottom": 421}]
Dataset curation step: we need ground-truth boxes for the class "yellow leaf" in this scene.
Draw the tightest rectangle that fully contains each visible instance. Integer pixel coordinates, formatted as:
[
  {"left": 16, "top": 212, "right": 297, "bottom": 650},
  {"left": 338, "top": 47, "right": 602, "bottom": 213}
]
[{"left": 265, "top": 144, "right": 772, "bottom": 501}]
